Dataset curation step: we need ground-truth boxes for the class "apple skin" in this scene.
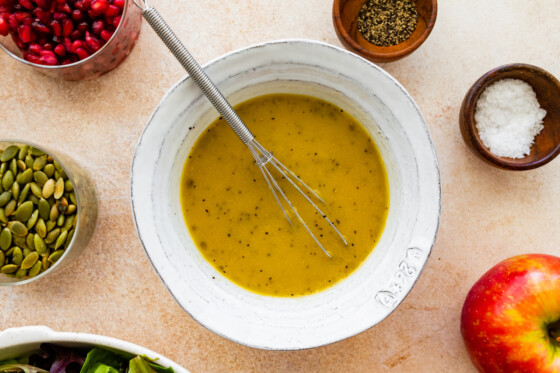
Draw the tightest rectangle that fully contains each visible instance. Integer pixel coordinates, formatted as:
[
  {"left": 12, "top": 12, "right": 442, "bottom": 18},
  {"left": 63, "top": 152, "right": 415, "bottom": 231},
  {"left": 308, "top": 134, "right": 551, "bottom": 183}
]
[{"left": 461, "top": 254, "right": 560, "bottom": 373}]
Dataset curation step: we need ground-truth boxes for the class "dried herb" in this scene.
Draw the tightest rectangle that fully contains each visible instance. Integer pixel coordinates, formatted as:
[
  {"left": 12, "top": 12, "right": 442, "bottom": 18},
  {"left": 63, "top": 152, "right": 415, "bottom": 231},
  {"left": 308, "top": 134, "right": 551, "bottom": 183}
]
[{"left": 357, "top": 0, "right": 418, "bottom": 47}]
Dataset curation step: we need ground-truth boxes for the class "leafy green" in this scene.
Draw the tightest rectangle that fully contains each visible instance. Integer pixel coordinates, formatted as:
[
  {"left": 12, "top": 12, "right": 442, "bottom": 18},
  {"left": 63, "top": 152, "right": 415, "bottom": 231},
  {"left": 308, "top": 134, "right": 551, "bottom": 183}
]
[{"left": 79, "top": 348, "right": 124, "bottom": 373}]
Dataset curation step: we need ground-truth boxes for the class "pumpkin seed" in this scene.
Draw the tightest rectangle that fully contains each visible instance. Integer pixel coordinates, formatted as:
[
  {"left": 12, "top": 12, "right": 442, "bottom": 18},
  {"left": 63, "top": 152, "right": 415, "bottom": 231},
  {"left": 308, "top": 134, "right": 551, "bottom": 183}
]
[
  {"left": 0, "top": 162, "right": 4, "bottom": 177},
  {"left": 34, "top": 235, "right": 47, "bottom": 255},
  {"left": 33, "top": 171, "right": 48, "bottom": 187},
  {"left": 11, "top": 181, "right": 19, "bottom": 201},
  {"left": 29, "top": 195, "right": 40, "bottom": 205},
  {"left": 26, "top": 233, "right": 34, "bottom": 250},
  {"left": 68, "top": 193, "right": 76, "bottom": 205},
  {"left": 18, "top": 145, "right": 29, "bottom": 161},
  {"left": 21, "top": 251, "right": 39, "bottom": 270},
  {"left": 30, "top": 147, "right": 45, "bottom": 157},
  {"left": 54, "top": 230, "right": 67, "bottom": 249},
  {"left": 64, "top": 179, "right": 73, "bottom": 192},
  {"left": 35, "top": 218, "right": 47, "bottom": 238},
  {"left": 26, "top": 209, "right": 39, "bottom": 230},
  {"left": 28, "top": 260, "right": 42, "bottom": 277},
  {"left": 18, "top": 183, "right": 30, "bottom": 205},
  {"left": 42, "top": 255, "right": 50, "bottom": 270},
  {"left": 48, "top": 250, "right": 64, "bottom": 264},
  {"left": 13, "top": 235, "right": 27, "bottom": 249},
  {"left": 57, "top": 214, "right": 65, "bottom": 227},
  {"left": 12, "top": 247, "right": 23, "bottom": 265},
  {"left": 0, "top": 228, "right": 12, "bottom": 251},
  {"left": 63, "top": 214, "right": 75, "bottom": 231},
  {"left": 38, "top": 198, "right": 50, "bottom": 220},
  {"left": 0, "top": 191, "right": 11, "bottom": 206},
  {"left": 2, "top": 170, "right": 14, "bottom": 190},
  {"left": 1, "top": 264, "right": 18, "bottom": 274},
  {"left": 9, "top": 158, "right": 17, "bottom": 176},
  {"left": 8, "top": 221, "right": 28, "bottom": 237},
  {"left": 4, "top": 247, "right": 14, "bottom": 256},
  {"left": 42, "top": 178, "right": 55, "bottom": 198},
  {"left": 30, "top": 182, "right": 43, "bottom": 198},
  {"left": 66, "top": 205, "right": 77, "bottom": 215},
  {"left": 15, "top": 267, "right": 27, "bottom": 278},
  {"left": 15, "top": 201, "right": 34, "bottom": 222},
  {"left": 53, "top": 178, "right": 65, "bottom": 199},
  {"left": 46, "top": 220, "right": 56, "bottom": 232},
  {"left": 45, "top": 228, "right": 60, "bottom": 244},
  {"left": 49, "top": 203, "right": 59, "bottom": 221},
  {"left": 64, "top": 229, "right": 74, "bottom": 250},
  {"left": 17, "top": 168, "right": 33, "bottom": 185},
  {"left": 23, "top": 247, "right": 32, "bottom": 257},
  {"left": 0, "top": 251, "right": 4, "bottom": 265},
  {"left": 0, "top": 146, "right": 19, "bottom": 162},
  {"left": 16, "top": 159, "right": 26, "bottom": 171},
  {"left": 32, "top": 155, "right": 47, "bottom": 171},
  {"left": 4, "top": 199, "right": 16, "bottom": 216},
  {"left": 0, "top": 208, "right": 7, "bottom": 224},
  {"left": 25, "top": 155, "right": 34, "bottom": 169},
  {"left": 43, "top": 164, "right": 55, "bottom": 178}
]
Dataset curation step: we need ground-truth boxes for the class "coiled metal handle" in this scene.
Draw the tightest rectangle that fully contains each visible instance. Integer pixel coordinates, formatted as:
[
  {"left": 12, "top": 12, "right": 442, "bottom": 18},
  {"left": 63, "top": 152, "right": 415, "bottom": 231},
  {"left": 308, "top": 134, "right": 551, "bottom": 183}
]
[{"left": 138, "top": 4, "right": 254, "bottom": 144}]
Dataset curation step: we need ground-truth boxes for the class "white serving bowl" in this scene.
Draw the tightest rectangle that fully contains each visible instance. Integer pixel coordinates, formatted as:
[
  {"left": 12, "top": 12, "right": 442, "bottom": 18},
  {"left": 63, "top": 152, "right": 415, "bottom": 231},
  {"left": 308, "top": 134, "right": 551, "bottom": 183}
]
[
  {"left": 0, "top": 326, "right": 189, "bottom": 372},
  {"left": 131, "top": 40, "right": 441, "bottom": 350}
]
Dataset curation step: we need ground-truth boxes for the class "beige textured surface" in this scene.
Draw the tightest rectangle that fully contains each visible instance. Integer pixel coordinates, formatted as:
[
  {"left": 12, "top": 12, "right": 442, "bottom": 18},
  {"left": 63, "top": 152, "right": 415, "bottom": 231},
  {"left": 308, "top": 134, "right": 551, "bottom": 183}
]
[{"left": 1, "top": 0, "right": 559, "bottom": 372}]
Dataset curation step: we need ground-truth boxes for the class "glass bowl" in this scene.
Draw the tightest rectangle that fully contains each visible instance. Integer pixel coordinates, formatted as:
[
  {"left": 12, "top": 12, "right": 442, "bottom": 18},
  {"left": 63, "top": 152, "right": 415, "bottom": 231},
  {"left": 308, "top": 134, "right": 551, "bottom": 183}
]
[
  {"left": 0, "top": 0, "right": 141, "bottom": 81},
  {"left": 0, "top": 140, "right": 98, "bottom": 285}
]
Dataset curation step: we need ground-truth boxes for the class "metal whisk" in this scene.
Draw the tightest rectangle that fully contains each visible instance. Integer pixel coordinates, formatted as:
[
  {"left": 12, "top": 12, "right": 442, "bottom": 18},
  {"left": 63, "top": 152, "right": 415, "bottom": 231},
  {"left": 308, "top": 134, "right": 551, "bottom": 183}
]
[{"left": 133, "top": 0, "right": 347, "bottom": 257}]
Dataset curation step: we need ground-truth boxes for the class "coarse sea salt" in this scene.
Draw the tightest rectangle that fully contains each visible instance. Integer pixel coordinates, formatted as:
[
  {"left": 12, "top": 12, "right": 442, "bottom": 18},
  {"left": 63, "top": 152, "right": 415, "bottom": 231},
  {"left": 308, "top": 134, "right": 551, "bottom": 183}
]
[{"left": 474, "top": 78, "right": 546, "bottom": 159}]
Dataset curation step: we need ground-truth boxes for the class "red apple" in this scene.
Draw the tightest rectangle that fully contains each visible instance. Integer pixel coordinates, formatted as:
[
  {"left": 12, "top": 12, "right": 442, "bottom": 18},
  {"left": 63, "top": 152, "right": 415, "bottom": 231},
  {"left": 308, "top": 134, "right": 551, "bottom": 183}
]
[{"left": 461, "top": 254, "right": 560, "bottom": 372}]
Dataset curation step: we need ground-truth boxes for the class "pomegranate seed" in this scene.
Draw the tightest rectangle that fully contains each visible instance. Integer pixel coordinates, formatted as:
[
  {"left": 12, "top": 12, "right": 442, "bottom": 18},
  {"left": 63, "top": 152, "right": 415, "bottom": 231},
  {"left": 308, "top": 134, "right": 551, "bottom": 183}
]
[
  {"left": 56, "top": 1, "right": 70, "bottom": 13},
  {"left": 18, "top": 23, "right": 35, "bottom": 42},
  {"left": 70, "top": 38, "right": 81, "bottom": 51},
  {"left": 74, "top": 0, "right": 83, "bottom": 10},
  {"left": 52, "top": 11, "right": 66, "bottom": 20},
  {"left": 42, "top": 42, "right": 52, "bottom": 49},
  {"left": 112, "top": 0, "right": 123, "bottom": 9},
  {"left": 82, "top": 0, "right": 90, "bottom": 7},
  {"left": 69, "top": 28, "right": 79, "bottom": 39},
  {"left": 8, "top": 14, "right": 18, "bottom": 31},
  {"left": 0, "top": 0, "right": 15, "bottom": 6},
  {"left": 32, "top": 20, "right": 49, "bottom": 33},
  {"left": 71, "top": 8, "right": 81, "bottom": 20},
  {"left": 74, "top": 46, "right": 88, "bottom": 59},
  {"left": 63, "top": 35, "right": 71, "bottom": 49},
  {"left": 19, "top": 0, "right": 33, "bottom": 9},
  {"left": 26, "top": 53, "right": 42, "bottom": 63},
  {"left": 0, "top": 16, "right": 8, "bottom": 35},
  {"left": 91, "top": 18, "right": 102, "bottom": 34},
  {"left": 111, "top": 14, "right": 119, "bottom": 27},
  {"left": 33, "top": 8, "right": 51, "bottom": 23},
  {"left": 84, "top": 30, "right": 100, "bottom": 50},
  {"left": 49, "top": 19, "right": 60, "bottom": 35},
  {"left": 105, "top": 3, "right": 118, "bottom": 16},
  {"left": 13, "top": 11, "right": 30, "bottom": 22},
  {"left": 11, "top": 33, "right": 24, "bottom": 48},
  {"left": 34, "top": 0, "right": 48, "bottom": 9},
  {"left": 76, "top": 20, "right": 86, "bottom": 30},
  {"left": 53, "top": 43, "right": 65, "bottom": 55},
  {"left": 99, "top": 29, "right": 111, "bottom": 41},
  {"left": 89, "top": 0, "right": 107, "bottom": 13},
  {"left": 28, "top": 42, "right": 41, "bottom": 53},
  {"left": 40, "top": 51, "right": 57, "bottom": 64},
  {"left": 61, "top": 17, "right": 71, "bottom": 35}
]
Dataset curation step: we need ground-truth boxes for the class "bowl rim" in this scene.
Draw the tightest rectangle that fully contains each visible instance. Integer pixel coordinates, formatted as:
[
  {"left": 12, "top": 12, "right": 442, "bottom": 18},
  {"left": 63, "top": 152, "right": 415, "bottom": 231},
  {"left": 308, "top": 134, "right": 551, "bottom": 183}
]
[
  {"left": 0, "top": 326, "right": 189, "bottom": 373},
  {"left": 460, "top": 63, "right": 560, "bottom": 171},
  {"left": 332, "top": 0, "right": 438, "bottom": 61},
  {"left": 130, "top": 38, "right": 441, "bottom": 350}
]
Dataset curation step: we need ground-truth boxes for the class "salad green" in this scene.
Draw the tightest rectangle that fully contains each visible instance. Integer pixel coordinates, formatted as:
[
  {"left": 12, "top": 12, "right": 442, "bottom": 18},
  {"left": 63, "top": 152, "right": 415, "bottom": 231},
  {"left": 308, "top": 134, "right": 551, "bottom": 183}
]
[{"left": 0, "top": 344, "right": 174, "bottom": 373}]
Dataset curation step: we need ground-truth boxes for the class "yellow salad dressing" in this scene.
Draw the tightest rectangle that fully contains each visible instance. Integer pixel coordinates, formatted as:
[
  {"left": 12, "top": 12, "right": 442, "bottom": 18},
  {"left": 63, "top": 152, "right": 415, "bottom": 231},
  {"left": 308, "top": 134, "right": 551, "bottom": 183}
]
[{"left": 180, "top": 94, "right": 389, "bottom": 297}]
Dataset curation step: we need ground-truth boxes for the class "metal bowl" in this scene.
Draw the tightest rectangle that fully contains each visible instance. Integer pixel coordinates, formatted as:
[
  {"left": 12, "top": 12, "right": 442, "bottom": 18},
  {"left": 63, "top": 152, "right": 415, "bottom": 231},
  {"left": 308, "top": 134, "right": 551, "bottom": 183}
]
[{"left": 131, "top": 40, "right": 441, "bottom": 350}]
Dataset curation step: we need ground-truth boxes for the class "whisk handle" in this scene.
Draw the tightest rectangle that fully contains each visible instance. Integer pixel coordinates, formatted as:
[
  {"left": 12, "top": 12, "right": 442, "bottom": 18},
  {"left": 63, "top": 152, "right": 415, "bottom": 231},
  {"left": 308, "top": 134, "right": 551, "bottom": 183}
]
[{"left": 141, "top": 7, "right": 254, "bottom": 144}]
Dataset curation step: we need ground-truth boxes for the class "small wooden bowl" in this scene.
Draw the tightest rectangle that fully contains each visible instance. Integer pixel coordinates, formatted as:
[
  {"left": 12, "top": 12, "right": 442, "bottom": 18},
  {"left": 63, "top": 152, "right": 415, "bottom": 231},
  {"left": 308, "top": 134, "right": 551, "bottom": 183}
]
[
  {"left": 332, "top": 0, "right": 437, "bottom": 63},
  {"left": 459, "top": 64, "right": 560, "bottom": 171}
]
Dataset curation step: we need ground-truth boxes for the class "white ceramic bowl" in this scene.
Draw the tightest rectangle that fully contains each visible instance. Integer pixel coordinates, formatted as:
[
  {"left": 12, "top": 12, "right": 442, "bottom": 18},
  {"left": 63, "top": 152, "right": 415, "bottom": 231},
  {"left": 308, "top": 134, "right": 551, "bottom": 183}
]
[
  {"left": 131, "top": 40, "right": 441, "bottom": 350},
  {"left": 0, "top": 326, "right": 188, "bottom": 372}
]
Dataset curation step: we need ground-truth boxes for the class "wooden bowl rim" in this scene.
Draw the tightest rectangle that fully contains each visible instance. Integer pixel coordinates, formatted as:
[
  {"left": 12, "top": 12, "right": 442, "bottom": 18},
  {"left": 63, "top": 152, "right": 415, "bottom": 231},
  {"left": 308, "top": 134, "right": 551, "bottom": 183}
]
[
  {"left": 332, "top": 0, "right": 438, "bottom": 61},
  {"left": 462, "top": 63, "right": 560, "bottom": 171}
]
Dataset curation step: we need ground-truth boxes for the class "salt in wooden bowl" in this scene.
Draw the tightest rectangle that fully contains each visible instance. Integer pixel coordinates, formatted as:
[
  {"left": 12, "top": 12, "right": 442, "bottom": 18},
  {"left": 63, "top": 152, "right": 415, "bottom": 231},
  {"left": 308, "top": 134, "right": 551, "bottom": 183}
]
[{"left": 459, "top": 63, "right": 560, "bottom": 171}]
